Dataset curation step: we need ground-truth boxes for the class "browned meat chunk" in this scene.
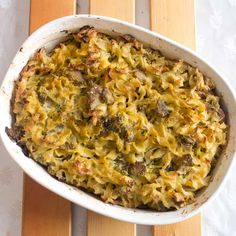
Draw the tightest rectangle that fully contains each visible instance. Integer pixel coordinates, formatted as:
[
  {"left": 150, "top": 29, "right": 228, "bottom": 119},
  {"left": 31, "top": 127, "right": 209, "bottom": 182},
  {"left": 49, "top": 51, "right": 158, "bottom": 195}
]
[
  {"left": 166, "top": 154, "right": 193, "bottom": 172},
  {"left": 87, "top": 84, "right": 103, "bottom": 110},
  {"left": 178, "top": 135, "right": 196, "bottom": 148},
  {"left": 5, "top": 126, "right": 24, "bottom": 143},
  {"left": 156, "top": 100, "right": 168, "bottom": 117},
  {"left": 101, "top": 87, "right": 114, "bottom": 104},
  {"left": 103, "top": 117, "right": 121, "bottom": 132},
  {"left": 176, "top": 154, "right": 193, "bottom": 169},
  {"left": 134, "top": 69, "right": 146, "bottom": 82},
  {"left": 180, "top": 154, "right": 193, "bottom": 166},
  {"left": 132, "top": 162, "right": 146, "bottom": 175},
  {"left": 6, "top": 126, "right": 30, "bottom": 157},
  {"left": 102, "top": 116, "right": 133, "bottom": 141}
]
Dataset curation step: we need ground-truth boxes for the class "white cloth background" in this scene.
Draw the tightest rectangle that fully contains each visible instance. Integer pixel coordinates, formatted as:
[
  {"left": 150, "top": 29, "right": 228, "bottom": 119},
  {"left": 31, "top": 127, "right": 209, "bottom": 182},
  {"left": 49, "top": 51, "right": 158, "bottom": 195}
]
[
  {"left": 196, "top": 1, "right": 236, "bottom": 236},
  {"left": 0, "top": 0, "right": 235, "bottom": 235}
]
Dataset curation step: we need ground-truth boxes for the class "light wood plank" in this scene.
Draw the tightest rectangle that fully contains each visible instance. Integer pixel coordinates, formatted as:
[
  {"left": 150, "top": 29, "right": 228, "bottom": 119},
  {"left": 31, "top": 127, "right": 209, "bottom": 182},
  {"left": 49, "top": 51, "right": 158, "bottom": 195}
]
[
  {"left": 88, "top": 211, "right": 136, "bottom": 236},
  {"left": 90, "top": 0, "right": 135, "bottom": 22},
  {"left": 88, "top": 1, "right": 136, "bottom": 235},
  {"left": 22, "top": 1, "right": 75, "bottom": 235},
  {"left": 150, "top": 0, "right": 201, "bottom": 235},
  {"left": 150, "top": 0, "right": 196, "bottom": 50},
  {"left": 154, "top": 214, "right": 201, "bottom": 236},
  {"left": 30, "top": 0, "right": 76, "bottom": 33},
  {"left": 22, "top": 176, "right": 72, "bottom": 236}
]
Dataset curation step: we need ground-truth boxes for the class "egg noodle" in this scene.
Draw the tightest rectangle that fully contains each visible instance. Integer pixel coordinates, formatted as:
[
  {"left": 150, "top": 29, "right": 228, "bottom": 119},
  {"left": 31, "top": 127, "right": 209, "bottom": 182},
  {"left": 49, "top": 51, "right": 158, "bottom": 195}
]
[{"left": 7, "top": 26, "right": 227, "bottom": 211}]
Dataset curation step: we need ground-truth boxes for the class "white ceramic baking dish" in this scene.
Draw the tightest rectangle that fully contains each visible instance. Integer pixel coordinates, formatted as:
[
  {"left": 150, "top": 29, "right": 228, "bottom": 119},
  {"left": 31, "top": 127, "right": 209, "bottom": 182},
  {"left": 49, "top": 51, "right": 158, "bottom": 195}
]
[{"left": 0, "top": 15, "right": 235, "bottom": 225}]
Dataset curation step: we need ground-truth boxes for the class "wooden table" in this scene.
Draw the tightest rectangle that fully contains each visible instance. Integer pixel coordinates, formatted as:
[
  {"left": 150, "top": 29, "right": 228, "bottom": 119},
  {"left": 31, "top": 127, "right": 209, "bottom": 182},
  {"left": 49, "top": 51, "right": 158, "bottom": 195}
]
[{"left": 22, "top": 1, "right": 201, "bottom": 235}]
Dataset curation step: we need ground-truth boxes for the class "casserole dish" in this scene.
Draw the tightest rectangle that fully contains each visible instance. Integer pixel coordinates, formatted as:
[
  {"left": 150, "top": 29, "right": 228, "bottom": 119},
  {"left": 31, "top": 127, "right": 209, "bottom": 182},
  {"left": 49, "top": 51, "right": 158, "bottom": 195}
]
[{"left": 0, "top": 15, "right": 235, "bottom": 225}]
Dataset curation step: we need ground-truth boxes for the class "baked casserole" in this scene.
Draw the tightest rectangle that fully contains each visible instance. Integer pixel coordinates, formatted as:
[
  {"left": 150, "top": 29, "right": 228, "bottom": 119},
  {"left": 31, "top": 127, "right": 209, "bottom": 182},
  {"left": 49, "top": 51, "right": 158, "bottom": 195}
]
[{"left": 6, "top": 26, "right": 227, "bottom": 211}]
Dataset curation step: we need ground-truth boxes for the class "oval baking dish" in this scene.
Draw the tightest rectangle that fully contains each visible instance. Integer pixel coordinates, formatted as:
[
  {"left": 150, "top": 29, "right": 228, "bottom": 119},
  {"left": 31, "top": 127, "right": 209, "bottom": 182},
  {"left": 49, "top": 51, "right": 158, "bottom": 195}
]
[{"left": 0, "top": 15, "right": 235, "bottom": 225}]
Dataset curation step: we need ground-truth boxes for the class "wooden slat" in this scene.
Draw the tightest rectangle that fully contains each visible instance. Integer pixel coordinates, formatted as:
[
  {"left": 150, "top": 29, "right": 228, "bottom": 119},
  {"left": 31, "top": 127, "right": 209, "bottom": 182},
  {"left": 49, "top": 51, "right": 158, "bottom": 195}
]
[
  {"left": 154, "top": 214, "right": 201, "bottom": 236},
  {"left": 150, "top": 1, "right": 201, "bottom": 235},
  {"left": 29, "top": 0, "right": 76, "bottom": 33},
  {"left": 88, "top": 1, "right": 135, "bottom": 236},
  {"left": 150, "top": 0, "right": 196, "bottom": 50},
  {"left": 22, "top": 176, "right": 72, "bottom": 236},
  {"left": 88, "top": 211, "right": 136, "bottom": 236},
  {"left": 22, "top": 1, "right": 75, "bottom": 236},
  {"left": 90, "top": 0, "right": 135, "bottom": 23}
]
